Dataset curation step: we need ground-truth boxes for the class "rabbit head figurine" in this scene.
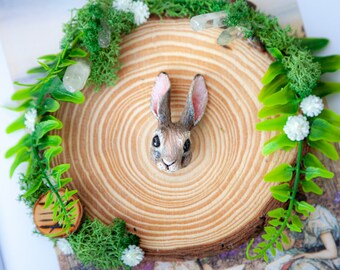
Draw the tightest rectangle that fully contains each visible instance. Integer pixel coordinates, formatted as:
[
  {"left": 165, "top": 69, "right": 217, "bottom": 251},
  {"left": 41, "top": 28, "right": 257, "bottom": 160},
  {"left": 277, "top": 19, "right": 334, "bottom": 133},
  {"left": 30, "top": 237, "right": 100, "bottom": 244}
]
[{"left": 150, "top": 72, "right": 208, "bottom": 173}]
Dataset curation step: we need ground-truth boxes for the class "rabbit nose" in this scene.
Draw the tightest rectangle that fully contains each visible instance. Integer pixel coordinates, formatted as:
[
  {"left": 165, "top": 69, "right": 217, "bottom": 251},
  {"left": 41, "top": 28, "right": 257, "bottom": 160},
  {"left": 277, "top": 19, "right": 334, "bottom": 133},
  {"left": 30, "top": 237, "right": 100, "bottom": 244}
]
[{"left": 162, "top": 159, "right": 176, "bottom": 167}]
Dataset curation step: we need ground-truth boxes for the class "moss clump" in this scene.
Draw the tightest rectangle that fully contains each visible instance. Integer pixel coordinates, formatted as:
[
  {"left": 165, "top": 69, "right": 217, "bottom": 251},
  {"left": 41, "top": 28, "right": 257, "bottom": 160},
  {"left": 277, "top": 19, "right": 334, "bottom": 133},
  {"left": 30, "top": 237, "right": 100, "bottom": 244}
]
[
  {"left": 61, "top": 0, "right": 136, "bottom": 91},
  {"left": 68, "top": 218, "right": 139, "bottom": 270},
  {"left": 225, "top": 0, "right": 321, "bottom": 97},
  {"left": 145, "top": 0, "right": 229, "bottom": 18}
]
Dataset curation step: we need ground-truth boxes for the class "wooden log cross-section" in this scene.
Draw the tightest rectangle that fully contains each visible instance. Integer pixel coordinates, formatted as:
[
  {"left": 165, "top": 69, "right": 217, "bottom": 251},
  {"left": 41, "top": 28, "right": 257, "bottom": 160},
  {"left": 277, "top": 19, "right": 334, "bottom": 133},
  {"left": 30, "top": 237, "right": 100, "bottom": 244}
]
[{"left": 53, "top": 19, "right": 297, "bottom": 259}]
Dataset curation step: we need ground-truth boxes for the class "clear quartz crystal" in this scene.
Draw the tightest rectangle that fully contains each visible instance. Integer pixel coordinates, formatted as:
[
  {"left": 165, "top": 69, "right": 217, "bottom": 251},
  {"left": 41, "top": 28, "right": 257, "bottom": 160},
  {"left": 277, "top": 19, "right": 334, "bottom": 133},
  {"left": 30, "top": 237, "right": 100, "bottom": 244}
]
[
  {"left": 63, "top": 59, "right": 91, "bottom": 92},
  {"left": 217, "top": 26, "right": 245, "bottom": 46},
  {"left": 190, "top": 11, "right": 227, "bottom": 31},
  {"left": 98, "top": 20, "right": 111, "bottom": 48}
]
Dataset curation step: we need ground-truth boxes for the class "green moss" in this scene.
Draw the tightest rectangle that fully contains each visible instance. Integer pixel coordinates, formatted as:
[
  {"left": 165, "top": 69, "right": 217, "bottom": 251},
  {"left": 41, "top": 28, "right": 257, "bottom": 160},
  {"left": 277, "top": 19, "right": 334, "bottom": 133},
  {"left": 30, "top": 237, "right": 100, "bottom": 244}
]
[
  {"left": 145, "top": 0, "right": 229, "bottom": 18},
  {"left": 225, "top": 0, "right": 321, "bottom": 97},
  {"left": 61, "top": 0, "right": 135, "bottom": 91},
  {"left": 68, "top": 218, "right": 139, "bottom": 270},
  {"left": 283, "top": 47, "right": 321, "bottom": 97}
]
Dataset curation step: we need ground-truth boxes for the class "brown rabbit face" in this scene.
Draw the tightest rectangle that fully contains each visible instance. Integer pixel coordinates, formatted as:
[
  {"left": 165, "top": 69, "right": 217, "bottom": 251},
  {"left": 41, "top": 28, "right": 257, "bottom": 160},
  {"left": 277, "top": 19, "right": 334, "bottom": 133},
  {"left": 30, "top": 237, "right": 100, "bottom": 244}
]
[
  {"left": 150, "top": 124, "right": 192, "bottom": 173},
  {"left": 150, "top": 72, "right": 207, "bottom": 173}
]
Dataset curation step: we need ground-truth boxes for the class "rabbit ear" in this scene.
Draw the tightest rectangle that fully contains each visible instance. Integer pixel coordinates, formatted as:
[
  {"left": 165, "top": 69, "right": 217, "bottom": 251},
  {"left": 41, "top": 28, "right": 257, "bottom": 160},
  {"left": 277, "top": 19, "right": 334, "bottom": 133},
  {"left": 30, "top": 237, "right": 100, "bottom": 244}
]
[
  {"left": 151, "top": 72, "right": 172, "bottom": 126},
  {"left": 180, "top": 74, "right": 208, "bottom": 130}
]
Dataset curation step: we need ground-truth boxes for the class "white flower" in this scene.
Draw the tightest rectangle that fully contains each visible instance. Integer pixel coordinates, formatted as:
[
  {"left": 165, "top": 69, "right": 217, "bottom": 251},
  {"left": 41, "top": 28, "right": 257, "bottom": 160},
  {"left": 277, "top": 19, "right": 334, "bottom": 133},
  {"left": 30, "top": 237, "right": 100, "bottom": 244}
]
[
  {"left": 130, "top": 1, "right": 150, "bottom": 26},
  {"left": 57, "top": 239, "right": 74, "bottom": 255},
  {"left": 113, "top": 0, "right": 133, "bottom": 12},
  {"left": 113, "top": 0, "right": 150, "bottom": 26},
  {"left": 24, "top": 108, "right": 37, "bottom": 134},
  {"left": 300, "top": 95, "right": 324, "bottom": 117},
  {"left": 121, "top": 245, "right": 144, "bottom": 267},
  {"left": 283, "top": 115, "right": 310, "bottom": 141}
]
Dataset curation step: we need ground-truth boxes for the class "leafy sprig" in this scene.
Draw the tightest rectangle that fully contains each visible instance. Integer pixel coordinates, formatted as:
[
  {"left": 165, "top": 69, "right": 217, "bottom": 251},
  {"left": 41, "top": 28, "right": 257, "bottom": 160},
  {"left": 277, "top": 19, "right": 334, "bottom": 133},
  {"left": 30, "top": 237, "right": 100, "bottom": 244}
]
[
  {"left": 6, "top": 41, "right": 87, "bottom": 234},
  {"left": 246, "top": 32, "right": 340, "bottom": 261}
]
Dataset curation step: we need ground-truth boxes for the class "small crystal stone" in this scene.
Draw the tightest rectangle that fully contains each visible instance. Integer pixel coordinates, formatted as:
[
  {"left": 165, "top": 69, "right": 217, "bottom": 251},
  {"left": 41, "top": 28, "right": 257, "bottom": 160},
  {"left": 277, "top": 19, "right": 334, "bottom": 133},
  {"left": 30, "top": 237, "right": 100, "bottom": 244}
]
[
  {"left": 98, "top": 20, "right": 111, "bottom": 48},
  {"left": 217, "top": 27, "right": 245, "bottom": 46},
  {"left": 190, "top": 11, "right": 227, "bottom": 31},
  {"left": 63, "top": 59, "right": 91, "bottom": 92}
]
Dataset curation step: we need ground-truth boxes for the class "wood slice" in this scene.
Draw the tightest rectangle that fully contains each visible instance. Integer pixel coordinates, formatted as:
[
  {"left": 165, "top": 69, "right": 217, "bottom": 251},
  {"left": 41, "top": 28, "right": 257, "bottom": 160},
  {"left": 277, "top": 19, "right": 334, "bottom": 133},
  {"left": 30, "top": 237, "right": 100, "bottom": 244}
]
[
  {"left": 53, "top": 19, "right": 297, "bottom": 259},
  {"left": 33, "top": 189, "right": 83, "bottom": 237}
]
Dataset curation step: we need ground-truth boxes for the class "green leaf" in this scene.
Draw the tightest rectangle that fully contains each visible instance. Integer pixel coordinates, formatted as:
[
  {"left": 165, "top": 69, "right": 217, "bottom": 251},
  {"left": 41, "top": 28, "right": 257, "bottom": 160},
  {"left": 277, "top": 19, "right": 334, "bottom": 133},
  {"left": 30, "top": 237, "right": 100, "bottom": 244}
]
[
  {"left": 268, "top": 207, "right": 285, "bottom": 218},
  {"left": 69, "top": 48, "right": 88, "bottom": 58},
  {"left": 269, "top": 219, "right": 282, "bottom": 226},
  {"left": 298, "top": 38, "right": 329, "bottom": 51},
  {"left": 256, "top": 115, "right": 289, "bottom": 132},
  {"left": 5, "top": 134, "right": 32, "bottom": 158},
  {"left": 50, "top": 79, "right": 85, "bottom": 104},
  {"left": 23, "top": 178, "right": 42, "bottom": 198},
  {"left": 60, "top": 177, "right": 73, "bottom": 188},
  {"left": 11, "top": 87, "right": 32, "bottom": 100},
  {"left": 270, "top": 183, "right": 291, "bottom": 202},
  {"left": 270, "top": 246, "right": 276, "bottom": 257},
  {"left": 295, "top": 200, "right": 315, "bottom": 213},
  {"left": 64, "top": 189, "right": 77, "bottom": 201},
  {"left": 39, "top": 98, "right": 60, "bottom": 114},
  {"left": 276, "top": 240, "right": 283, "bottom": 252},
  {"left": 287, "top": 223, "right": 301, "bottom": 232},
  {"left": 291, "top": 215, "right": 303, "bottom": 229},
  {"left": 264, "top": 226, "right": 276, "bottom": 235},
  {"left": 38, "top": 135, "right": 62, "bottom": 150},
  {"left": 44, "top": 192, "right": 54, "bottom": 209},
  {"left": 317, "top": 109, "right": 340, "bottom": 127},
  {"left": 303, "top": 153, "right": 326, "bottom": 170},
  {"left": 35, "top": 120, "right": 63, "bottom": 139},
  {"left": 4, "top": 100, "right": 33, "bottom": 112},
  {"left": 27, "top": 66, "right": 48, "bottom": 74},
  {"left": 308, "top": 139, "right": 338, "bottom": 160},
  {"left": 262, "top": 85, "right": 296, "bottom": 106},
  {"left": 6, "top": 114, "right": 25, "bottom": 133},
  {"left": 59, "top": 59, "right": 77, "bottom": 68},
  {"left": 305, "top": 166, "right": 334, "bottom": 180},
  {"left": 259, "top": 75, "right": 288, "bottom": 102},
  {"left": 53, "top": 164, "right": 70, "bottom": 176},
  {"left": 264, "top": 163, "right": 293, "bottom": 182},
  {"left": 258, "top": 100, "right": 299, "bottom": 118},
  {"left": 313, "top": 82, "right": 340, "bottom": 98},
  {"left": 263, "top": 253, "right": 269, "bottom": 263},
  {"left": 44, "top": 146, "right": 63, "bottom": 163},
  {"left": 309, "top": 118, "right": 340, "bottom": 142},
  {"left": 301, "top": 180, "right": 323, "bottom": 195},
  {"left": 262, "top": 234, "right": 271, "bottom": 241},
  {"left": 263, "top": 134, "right": 297, "bottom": 156},
  {"left": 262, "top": 62, "right": 285, "bottom": 85},
  {"left": 38, "top": 54, "right": 57, "bottom": 62},
  {"left": 267, "top": 48, "right": 283, "bottom": 60},
  {"left": 10, "top": 149, "right": 31, "bottom": 177},
  {"left": 315, "top": 55, "right": 340, "bottom": 73},
  {"left": 281, "top": 233, "right": 289, "bottom": 244},
  {"left": 38, "top": 61, "right": 50, "bottom": 71}
]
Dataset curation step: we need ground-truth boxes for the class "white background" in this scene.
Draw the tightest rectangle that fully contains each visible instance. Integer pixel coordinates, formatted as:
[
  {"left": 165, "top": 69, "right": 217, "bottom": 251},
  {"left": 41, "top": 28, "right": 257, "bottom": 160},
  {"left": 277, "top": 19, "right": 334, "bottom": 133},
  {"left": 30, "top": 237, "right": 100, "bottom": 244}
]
[{"left": 0, "top": 1, "right": 339, "bottom": 269}]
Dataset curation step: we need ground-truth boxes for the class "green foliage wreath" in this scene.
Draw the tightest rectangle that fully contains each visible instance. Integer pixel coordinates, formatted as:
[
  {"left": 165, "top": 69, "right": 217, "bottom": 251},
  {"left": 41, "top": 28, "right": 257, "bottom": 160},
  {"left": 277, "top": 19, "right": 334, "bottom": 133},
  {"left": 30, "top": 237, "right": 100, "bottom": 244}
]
[{"left": 5, "top": 0, "right": 340, "bottom": 268}]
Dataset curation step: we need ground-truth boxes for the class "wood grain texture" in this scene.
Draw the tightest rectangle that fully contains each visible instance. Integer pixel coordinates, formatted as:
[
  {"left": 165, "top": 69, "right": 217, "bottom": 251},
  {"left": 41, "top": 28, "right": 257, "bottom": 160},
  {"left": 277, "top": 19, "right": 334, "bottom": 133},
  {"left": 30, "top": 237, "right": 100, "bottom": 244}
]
[{"left": 53, "top": 19, "right": 297, "bottom": 259}]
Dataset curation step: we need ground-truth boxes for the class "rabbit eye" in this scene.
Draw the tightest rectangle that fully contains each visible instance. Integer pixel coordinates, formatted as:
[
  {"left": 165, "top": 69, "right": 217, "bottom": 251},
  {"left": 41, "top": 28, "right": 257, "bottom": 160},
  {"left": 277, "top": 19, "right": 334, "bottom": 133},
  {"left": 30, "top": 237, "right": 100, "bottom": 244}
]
[
  {"left": 183, "top": 139, "right": 191, "bottom": 152},
  {"left": 152, "top": 135, "right": 160, "bottom": 147}
]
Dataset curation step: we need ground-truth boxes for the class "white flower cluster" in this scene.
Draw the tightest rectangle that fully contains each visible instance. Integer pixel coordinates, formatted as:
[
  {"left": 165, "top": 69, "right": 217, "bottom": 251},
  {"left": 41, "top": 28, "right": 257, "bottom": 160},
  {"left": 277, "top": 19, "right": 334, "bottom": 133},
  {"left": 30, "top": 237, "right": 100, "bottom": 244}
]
[
  {"left": 284, "top": 115, "right": 310, "bottom": 141},
  {"left": 300, "top": 94, "right": 324, "bottom": 117},
  {"left": 121, "top": 245, "right": 144, "bottom": 267},
  {"left": 24, "top": 108, "right": 37, "bottom": 134},
  {"left": 57, "top": 239, "right": 74, "bottom": 255},
  {"left": 113, "top": 0, "right": 150, "bottom": 26},
  {"left": 283, "top": 95, "right": 324, "bottom": 141}
]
